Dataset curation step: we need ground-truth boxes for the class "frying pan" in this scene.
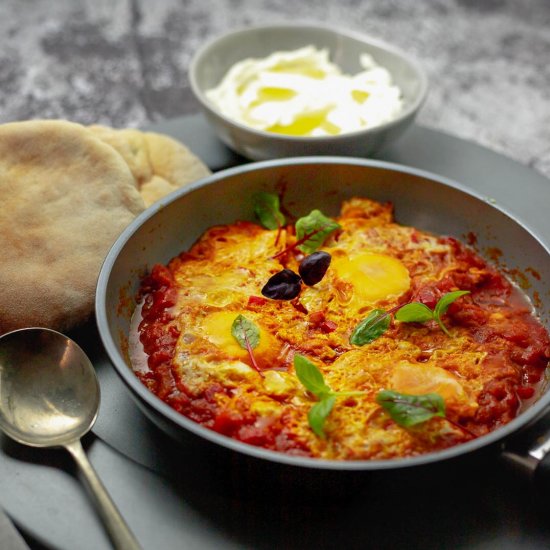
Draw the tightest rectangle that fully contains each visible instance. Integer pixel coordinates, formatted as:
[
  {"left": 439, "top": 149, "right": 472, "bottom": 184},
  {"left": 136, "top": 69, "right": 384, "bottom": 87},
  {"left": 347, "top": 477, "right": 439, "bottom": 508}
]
[{"left": 95, "top": 157, "right": 550, "bottom": 484}]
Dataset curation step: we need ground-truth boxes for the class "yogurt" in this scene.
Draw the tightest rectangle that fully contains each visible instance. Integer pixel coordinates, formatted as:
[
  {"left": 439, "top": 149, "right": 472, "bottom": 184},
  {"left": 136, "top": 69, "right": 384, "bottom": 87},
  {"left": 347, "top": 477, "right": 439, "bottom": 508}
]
[{"left": 205, "top": 46, "right": 403, "bottom": 137}]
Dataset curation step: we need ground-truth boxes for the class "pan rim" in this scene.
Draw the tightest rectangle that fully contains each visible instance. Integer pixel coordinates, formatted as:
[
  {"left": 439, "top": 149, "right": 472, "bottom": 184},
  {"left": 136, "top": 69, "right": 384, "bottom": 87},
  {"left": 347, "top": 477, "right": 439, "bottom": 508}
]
[{"left": 96, "top": 156, "right": 550, "bottom": 471}]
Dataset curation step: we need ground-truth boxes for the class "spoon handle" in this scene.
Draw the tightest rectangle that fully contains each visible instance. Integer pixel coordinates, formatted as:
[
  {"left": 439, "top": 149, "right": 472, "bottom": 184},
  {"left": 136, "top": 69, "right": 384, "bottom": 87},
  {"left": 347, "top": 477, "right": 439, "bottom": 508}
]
[{"left": 65, "top": 439, "right": 142, "bottom": 550}]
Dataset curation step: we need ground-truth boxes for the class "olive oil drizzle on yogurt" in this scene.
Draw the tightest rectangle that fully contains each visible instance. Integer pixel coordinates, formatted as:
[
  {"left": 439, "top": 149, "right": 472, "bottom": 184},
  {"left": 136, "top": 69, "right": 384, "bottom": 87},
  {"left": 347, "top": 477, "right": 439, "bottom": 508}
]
[{"left": 206, "top": 45, "right": 403, "bottom": 137}]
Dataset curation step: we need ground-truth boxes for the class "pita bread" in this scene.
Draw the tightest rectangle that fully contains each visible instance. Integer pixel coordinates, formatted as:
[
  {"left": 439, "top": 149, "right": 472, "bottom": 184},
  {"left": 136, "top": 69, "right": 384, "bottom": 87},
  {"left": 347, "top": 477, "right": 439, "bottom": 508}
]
[
  {"left": 0, "top": 119, "right": 145, "bottom": 334},
  {"left": 88, "top": 125, "right": 211, "bottom": 206}
]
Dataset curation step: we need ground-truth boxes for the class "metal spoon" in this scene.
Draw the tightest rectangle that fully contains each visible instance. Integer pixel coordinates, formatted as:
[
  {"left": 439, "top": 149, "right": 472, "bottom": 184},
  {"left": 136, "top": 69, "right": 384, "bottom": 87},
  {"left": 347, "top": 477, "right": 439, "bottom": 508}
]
[{"left": 0, "top": 327, "right": 141, "bottom": 550}]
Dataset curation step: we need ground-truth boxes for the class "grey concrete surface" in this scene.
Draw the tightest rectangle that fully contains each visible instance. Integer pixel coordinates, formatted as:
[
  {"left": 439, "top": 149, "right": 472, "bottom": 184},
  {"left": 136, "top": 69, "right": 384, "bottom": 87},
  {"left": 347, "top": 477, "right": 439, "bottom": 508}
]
[{"left": 1, "top": 0, "right": 549, "bottom": 178}]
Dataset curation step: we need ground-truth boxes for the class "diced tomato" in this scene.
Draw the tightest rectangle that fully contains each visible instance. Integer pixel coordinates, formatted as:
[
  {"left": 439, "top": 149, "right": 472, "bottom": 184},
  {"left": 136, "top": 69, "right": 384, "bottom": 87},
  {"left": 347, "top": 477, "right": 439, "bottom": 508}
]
[
  {"left": 151, "top": 264, "right": 174, "bottom": 287},
  {"left": 449, "top": 303, "right": 488, "bottom": 328},
  {"left": 148, "top": 349, "right": 175, "bottom": 369},
  {"left": 414, "top": 286, "right": 440, "bottom": 309},
  {"left": 141, "top": 287, "right": 177, "bottom": 322},
  {"left": 153, "top": 364, "right": 177, "bottom": 400},
  {"left": 476, "top": 379, "right": 519, "bottom": 426},
  {"left": 291, "top": 300, "right": 308, "bottom": 314},
  {"left": 140, "top": 264, "right": 174, "bottom": 295},
  {"left": 308, "top": 311, "right": 336, "bottom": 333},
  {"left": 516, "top": 386, "right": 535, "bottom": 399},
  {"left": 248, "top": 295, "right": 267, "bottom": 306},
  {"left": 522, "top": 365, "right": 543, "bottom": 384},
  {"left": 212, "top": 410, "right": 244, "bottom": 436},
  {"left": 309, "top": 311, "right": 325, "bottom": 325},
  {"left": 320, "top": 320, "right": 337, "bottom": 333}
]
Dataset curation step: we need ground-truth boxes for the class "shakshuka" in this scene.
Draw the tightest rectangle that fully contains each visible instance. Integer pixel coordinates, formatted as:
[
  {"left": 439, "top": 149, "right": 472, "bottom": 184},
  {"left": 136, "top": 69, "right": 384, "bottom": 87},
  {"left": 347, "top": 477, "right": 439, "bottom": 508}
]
[{"left": 131, "top": 196, "right": 550, "bottom": 460}]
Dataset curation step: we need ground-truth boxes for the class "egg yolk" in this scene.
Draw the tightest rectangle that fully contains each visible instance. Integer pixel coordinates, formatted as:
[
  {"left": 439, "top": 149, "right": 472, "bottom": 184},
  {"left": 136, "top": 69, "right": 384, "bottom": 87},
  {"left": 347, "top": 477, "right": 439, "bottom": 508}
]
[
  {"left": 391, "top": 361, "right": 474, "bottom": 408},
  {"left": 201, "top": 311, "right": 274, "bottom": 360},
  {"left": 331, "top": 252, "right": 410, "bottom": 305}
]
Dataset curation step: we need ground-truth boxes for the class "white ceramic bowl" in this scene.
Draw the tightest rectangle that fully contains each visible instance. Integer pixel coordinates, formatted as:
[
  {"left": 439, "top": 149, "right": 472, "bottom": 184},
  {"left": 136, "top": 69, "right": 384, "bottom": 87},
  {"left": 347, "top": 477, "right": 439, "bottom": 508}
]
[{"left": 189, "top": 23, "right": 428, "bottom": 160}]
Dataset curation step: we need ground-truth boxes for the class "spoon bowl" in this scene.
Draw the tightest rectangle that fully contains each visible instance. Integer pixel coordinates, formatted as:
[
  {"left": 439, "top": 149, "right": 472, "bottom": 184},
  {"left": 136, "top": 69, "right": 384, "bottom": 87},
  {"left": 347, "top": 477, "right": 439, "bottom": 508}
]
[
  {"left": 0, "top": 327, "right": 140, "bottom": 550},
  {"left": 0, "top": 327, "right": 99, "bottom": 447}
]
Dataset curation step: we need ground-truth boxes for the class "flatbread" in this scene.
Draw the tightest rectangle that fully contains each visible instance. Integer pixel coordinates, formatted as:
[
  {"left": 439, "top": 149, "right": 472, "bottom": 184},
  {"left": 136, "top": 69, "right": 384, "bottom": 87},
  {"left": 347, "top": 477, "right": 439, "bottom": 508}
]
[
  {"left": 0, "top": 119, "right": 146, "bottom": 334},
  {"left": 88, "top": 125, "right": 211, "bottom": 206}
]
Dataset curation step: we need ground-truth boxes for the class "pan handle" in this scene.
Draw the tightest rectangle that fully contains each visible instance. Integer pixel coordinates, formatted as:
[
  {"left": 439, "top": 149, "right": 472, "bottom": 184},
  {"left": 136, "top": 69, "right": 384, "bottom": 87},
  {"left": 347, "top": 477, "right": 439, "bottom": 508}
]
[{"left": 500, "top": 407, "right": 550, "bottom": 492}]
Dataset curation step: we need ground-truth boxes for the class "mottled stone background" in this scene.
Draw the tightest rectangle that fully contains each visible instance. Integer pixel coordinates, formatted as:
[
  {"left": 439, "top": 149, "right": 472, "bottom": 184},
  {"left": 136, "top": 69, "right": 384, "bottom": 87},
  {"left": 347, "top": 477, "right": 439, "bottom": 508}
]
[{"left": 1, "top": 0, "right": 549, "bottom": 177}]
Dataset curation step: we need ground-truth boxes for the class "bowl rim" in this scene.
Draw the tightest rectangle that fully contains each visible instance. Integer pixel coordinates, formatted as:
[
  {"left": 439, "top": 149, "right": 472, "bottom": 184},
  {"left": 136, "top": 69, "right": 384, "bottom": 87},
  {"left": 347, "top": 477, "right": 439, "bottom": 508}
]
[
  {"left": 96, "top": 156, "right": 550, "bottom": 471},
  {"left": 188, "top": 22, "right": 429, "bottom": 143}
]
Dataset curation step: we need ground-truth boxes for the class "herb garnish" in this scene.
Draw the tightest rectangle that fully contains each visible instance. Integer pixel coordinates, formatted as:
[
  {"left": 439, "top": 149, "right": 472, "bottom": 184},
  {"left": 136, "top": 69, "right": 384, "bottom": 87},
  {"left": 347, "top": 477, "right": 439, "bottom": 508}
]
[
  {"left": 376, "top": 390, "right": 446, "bottom": 427},
  {"left": 294, "top": 354, "right": 363, "bottom": 438},
  {"left": 395, "top": 290, "right": 470, "bottom": 337},
  {"left": 308, "top": 396, "right": 337, "bottom": 438},
  {"left": 253, "top": 191, "right": 285, "bottom": 246},
  {"left": 272, "top": 211, "right": 340, "bottom": 260},
  {"left": 252, "top": 192, "right": 285, "bottom": 230},
  {"left": 349, "top": 291, "right": 470, "bottom": 346},
  {"left": 376, "top": 389, "right": 476, "bottom": 438},
  {"left": 231, "top": 314, "right": 263, "bottom": 376},
  {"left": 295, "top": 210, "right": 341, "bottom": 254},
  {"left": 349, "top": 308, "right": 391, "bottom": 345},
  {"left": 294, "top": 354, "right": 332, "bottom": 395}
]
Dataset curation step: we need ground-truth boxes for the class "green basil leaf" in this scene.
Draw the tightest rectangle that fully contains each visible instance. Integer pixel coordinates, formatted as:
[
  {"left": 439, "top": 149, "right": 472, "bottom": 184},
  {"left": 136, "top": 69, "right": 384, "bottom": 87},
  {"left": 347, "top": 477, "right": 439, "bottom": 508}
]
[
  {"left": 349, "top": 308, "right": 390, "bottom": 346},
  {"left": 434, "top": 290, "right": 470, "bottom": 318},
  {"left": 433, "top": 290, "right": 470, "bottom": 337},
  {"left": 231, "top": 314, "right": 260, "bottom": 350},
  {"left": 376, "top": 390, "right": 446, "bottom": 427},
  {"left": 295, "top": 209, "right": 341, "bottom": 254},
  {"left": 308, "top": 395, "right": 336, "bottom": 438},
  {"left": 252, "top": 192, "right": 285, "bottom": 230},
  {"left": 395, "top": 302, "right": 434, "bottom": 323},
  {"left": 294, "top": 354, "right": 331, "bottom": 397}
]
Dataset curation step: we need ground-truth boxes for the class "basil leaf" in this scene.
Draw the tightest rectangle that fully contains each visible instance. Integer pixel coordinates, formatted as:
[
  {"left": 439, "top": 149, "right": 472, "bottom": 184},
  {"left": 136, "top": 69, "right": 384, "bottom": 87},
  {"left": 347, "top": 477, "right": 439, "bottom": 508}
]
[
  {"left": 376, "top": 390, "right": 446, "bottom": 427},
  {"left": 231, "top": 314, "right": 260, "bottom": 350},
  {"left": 433, "top": 290, "right": 470, "bottom": 337},
  {"left": 252, "top": 192, "right": 285, "bottom": 230},
  {"left": 350, "top": 308, "right": 390, "bottom": 346},
  {"left": 294, "top": 354, "right": 331, "bottom": 397},
  {"left": 308, "top": 395, "right": 336, "bottom": 438},
  {"left": 294, "top": 354, "right": 365, "bottom": 438},
  {"left": 434, "top": 290, "right": 470, "bottom": 318},
  {"left": 295, "top": 209, "right": 341, "bottom": 254},
  {"left": 395, "top": 302, "right": 434, "bottom": 323}
]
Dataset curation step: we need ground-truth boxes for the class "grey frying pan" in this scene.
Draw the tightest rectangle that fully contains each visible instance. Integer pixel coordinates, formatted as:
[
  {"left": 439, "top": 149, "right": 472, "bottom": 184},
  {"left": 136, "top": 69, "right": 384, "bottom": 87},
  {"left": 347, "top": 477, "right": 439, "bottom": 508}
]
[{"left": 96, "top": 157, "right": 550, "bottom": 481}]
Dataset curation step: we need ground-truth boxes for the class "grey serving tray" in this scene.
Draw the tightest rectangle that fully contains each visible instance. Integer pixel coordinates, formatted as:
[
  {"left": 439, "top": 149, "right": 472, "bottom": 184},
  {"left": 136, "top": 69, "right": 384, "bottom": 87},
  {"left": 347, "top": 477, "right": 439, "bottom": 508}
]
[{"left": 2, "top": 115, "right": 550, "bottom": 550}]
